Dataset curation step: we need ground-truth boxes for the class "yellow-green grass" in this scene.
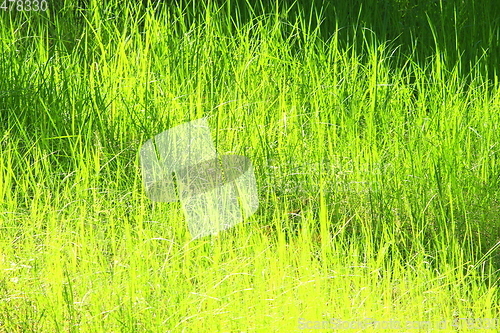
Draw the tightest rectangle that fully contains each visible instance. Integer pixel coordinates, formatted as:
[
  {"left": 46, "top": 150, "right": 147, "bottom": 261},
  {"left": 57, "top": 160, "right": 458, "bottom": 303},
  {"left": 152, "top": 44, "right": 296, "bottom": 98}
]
[{"left": 0, "top": 1, "right": 499, "bottom": 332}]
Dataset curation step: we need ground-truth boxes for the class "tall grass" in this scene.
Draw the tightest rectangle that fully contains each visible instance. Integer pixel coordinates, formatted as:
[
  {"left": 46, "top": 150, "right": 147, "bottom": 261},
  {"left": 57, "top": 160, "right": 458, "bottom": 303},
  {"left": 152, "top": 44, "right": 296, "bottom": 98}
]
[{"left": 0, "top": 0, "right": 499, "bottom": 331}]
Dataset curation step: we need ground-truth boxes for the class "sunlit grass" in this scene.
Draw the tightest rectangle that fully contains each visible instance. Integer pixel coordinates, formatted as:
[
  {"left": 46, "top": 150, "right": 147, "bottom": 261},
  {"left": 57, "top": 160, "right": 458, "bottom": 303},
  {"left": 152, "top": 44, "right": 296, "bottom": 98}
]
[{"left": 0, "top": 1, "right": 499, "bottom": 332}]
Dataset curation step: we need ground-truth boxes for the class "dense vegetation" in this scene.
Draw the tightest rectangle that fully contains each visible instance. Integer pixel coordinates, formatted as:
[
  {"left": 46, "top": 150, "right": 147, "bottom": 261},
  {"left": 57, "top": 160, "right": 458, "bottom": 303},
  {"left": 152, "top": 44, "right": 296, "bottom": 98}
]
[{"left": 0, "top": 0, "right": 499, "bottom": 331}]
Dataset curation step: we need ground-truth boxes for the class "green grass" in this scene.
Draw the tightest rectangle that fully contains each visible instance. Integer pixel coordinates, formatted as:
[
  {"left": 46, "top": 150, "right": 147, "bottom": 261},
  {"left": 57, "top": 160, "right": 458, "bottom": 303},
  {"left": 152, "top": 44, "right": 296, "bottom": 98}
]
[{"left": 0, "top": 0, "right": 499, "bottom": 331}]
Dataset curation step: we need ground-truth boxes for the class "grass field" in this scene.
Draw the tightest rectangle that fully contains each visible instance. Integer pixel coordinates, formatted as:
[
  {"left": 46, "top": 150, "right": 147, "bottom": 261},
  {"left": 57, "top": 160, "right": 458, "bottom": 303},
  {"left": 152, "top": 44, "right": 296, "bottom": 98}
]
[{"left": 1, "top": 0, "right": 499, "bottom": 331}]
